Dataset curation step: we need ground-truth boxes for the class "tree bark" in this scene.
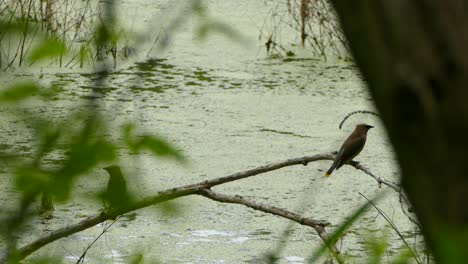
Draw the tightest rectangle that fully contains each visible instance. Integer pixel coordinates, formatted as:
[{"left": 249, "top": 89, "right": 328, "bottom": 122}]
[{"left": 331, "top": 1, "right": 468, "bottom": 262}]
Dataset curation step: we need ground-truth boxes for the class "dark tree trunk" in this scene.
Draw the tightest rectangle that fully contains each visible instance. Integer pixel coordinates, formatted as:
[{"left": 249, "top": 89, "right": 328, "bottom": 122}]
[{"left": 330, "top": 1, "right": 468, "bottom": 263}]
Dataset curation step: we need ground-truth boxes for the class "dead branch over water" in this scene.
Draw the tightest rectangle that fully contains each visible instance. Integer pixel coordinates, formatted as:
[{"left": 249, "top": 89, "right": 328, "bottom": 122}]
[
  {"left": 1, "top": 152, "right": 402, "bottom": 263},
  {"left": 198, "top": 188, "right": 343, "bottom": 262}
]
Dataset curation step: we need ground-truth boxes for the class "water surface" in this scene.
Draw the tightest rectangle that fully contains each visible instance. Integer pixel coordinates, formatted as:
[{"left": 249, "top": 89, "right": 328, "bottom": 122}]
[{"left": 0, "top": 0, "right": 420, "bottom": 263}]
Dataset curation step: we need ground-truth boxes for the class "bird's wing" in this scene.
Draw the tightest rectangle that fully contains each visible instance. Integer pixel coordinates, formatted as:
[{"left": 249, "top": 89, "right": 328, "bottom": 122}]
[
  {"left": 325, "top": 146, "right": 343, "bottom": 176},
  {"left": 335, "top": 136, "right": 366, "bottom": 169}
]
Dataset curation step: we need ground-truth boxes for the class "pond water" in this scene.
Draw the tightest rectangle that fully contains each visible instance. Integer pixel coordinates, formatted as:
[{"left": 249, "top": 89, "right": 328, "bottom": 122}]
[{"left": 0, "top": 0, "right": 421, "bottom": 263}]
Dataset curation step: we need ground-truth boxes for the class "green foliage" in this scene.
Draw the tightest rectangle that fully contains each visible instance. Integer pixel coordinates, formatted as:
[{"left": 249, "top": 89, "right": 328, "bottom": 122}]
[
  {"left": 0, "top": 1, "right": 214, "bottom": 263},
  {"left": 157, "top": 200, "right": 182, "bottom": 216},
  {"left": 33, "top": 120, "right": 62, "bottom": 156},
  {"left": 129, "top": 253, "right": 144, "bottom": 264},
  {"left": 28, "top": 37, "right": 67, "bottom": 64},
  {"left": 0, "top": 20, "right": 34, "bottom": 34},
  {"left": 138, "top": 135, "right": 183, "bottom": 160},
  {"left": 191, "top": 1, "right": 244, "bottom": 43},
  {"left": 50, "top": 121, "right": 116, "bottom": 201},
  {"left": 79, "top": 45, "right": 91, "bottom": 67},
  {"left": 15, "top": 166, "right": 49, "bottom": 197},
  {"left": 0, "top": 81, "right": 60, "bottom": 103},
  {"left": 122, "top": 123, "right": 184, "bottom": 161},
  {"left": 361, "top": 228, "right": 417, "bottom": 264},
  {"left": 27, "top": 256, "right": 64, "bottom": 264},
  {"left": 365, "top": 232, "right": 389, "bottom": 264},
  {"left": 196, "top": 21, "right": 242, "bottom": 41},
  {"left": 128, "top": 252, "right": 161, "bottom": 264},
  {"left": 4, "top": 254, "right": 63, "bottom": 264},
  {"left": 392, "top": 249, "right": 413, "bottom": 264},
  {"left": 309, "top": 193, "right": 383, "bottom": 263},
  {"left": 0, "top": 81, "right": 39, "bottom": 102}
]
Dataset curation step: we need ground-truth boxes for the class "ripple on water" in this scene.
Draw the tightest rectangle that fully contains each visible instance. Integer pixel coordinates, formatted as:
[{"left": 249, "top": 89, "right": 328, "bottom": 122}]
[{"left": 191, "top": 229, "right": 236, "bottom": 237}]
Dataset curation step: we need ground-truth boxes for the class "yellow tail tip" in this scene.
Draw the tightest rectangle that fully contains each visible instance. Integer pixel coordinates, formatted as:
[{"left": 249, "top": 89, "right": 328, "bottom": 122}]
[{"left": 325, "top": 172, "right": 331, "bottom": 177}]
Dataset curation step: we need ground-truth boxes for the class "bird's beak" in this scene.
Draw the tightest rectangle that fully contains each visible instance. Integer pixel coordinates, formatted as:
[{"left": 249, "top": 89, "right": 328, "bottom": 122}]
[{"left": 367, "top": 125, "right": 374, "bottom": 129}]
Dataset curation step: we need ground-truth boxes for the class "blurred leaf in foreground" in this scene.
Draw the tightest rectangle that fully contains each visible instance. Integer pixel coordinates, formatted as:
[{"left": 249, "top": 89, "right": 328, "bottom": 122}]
[
  {"left": 122, "top": 123, "right": 184, "bottom": 161},
  {"left": 309, "top": 193, "right": 384, "bottom": 263},
  {"left": 15, "top": 166, "right": 49, "bottom": 197},
  {"left": 28, "top": 37, "right": 67, "bottom": 64},
  {"left": 365, "top": 229, "right": 389, "bottom": 264},
  {"left": 0, "top": 81, "right": 39, "bottom": 103}
]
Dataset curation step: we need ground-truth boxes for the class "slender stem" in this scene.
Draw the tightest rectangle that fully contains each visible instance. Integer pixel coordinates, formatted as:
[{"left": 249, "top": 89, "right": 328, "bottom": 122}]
[{"left": 359, "top": 192, "right": 422, "bottom": 264}]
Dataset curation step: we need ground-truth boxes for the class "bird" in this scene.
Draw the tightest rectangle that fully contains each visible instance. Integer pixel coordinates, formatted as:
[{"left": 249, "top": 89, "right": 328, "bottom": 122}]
[
  {"left": 101, "top": 165, "right": 131, "bottom": 209},
  {"left": 325, "top": 124, "right": 373, "bottom": 177}
]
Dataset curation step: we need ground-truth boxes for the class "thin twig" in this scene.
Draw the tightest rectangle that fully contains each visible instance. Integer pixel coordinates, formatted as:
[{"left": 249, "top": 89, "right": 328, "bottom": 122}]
[
  {"left": 359, "top": 192, "right": 422, "bottom": 264},
  {"left": 61, "top": 246, "right": 78, "bottom": 262},
  {"left": 76, "top": 216, "right": 119, "bottom": 263}
]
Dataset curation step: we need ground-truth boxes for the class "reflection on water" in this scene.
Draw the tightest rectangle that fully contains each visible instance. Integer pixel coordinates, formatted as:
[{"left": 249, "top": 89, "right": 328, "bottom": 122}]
[{"left": 0, "top": 0, "right": 420, "bottom": 263}]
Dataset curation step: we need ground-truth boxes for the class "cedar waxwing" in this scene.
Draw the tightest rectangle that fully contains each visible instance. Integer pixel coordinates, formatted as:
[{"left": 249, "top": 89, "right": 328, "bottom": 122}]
[
  {"left": 325, "top": 124, "right": 373, "bottom": 177},
  {"left": 101, "top": 165, "right": 131, "bottom": 209}
]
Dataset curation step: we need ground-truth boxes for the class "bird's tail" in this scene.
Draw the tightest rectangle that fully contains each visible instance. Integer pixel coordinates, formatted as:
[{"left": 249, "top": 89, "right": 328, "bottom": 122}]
[{"left": 325, "top": 160, "right": 339, "bottom": 177}]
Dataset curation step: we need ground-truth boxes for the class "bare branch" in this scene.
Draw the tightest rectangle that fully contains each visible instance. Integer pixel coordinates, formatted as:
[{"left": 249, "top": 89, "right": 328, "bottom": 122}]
[
  {"left": 198, "top": 188, "right": 344, "bottom": 264},
  {"left": 2, "top": 152, "right": 398, "bottom": 263},
  {"left": 348, "top": 160, "right": 400, "bottom": 190}
]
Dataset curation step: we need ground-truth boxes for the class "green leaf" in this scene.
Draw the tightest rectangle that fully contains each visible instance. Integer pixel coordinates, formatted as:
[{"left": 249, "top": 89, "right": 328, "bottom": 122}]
[
  {"left": 39, "top": 83, "right": 62, "bottom": 99},
  {"left": 196, "top": 21, "right": 242, "bottom": 41},
  {"left": 28, "top": 256, "right": 63, "bottom": 264},
  {"left": 15, "top": 167, "right": 49, "bottom": 196},
  {"left": 391, "top": 249, "right": 413, "bottom": 264},
  {"left": 79, "top": 45, "right": 91, "bottom": 66},
  {"left": 28, "top": 37, "right": 67, "bottom": 63},
  {"left": 128, "top": 252, "right": 161, "bottom": 264},
  {"left": 51, "top": 140, "right": 115, "bottom": 202},
  {"left": 365, "top": 230, "right": 389, "bottom": 264},
  {"left": 0, "top": 20, "right": 34, "bottom": 34},
  {"left": 309, "top": 193, "right": 384, "bottom": 263},
  {"left": 93, "top": 140, "right": 117, "bottom": 162},
  {"left": 0, "top": 81, "right": 40, "bottom": 102},
  {"left": 137, "top": 135, "right": 184, "bottom": 161},
  {"left": 122, "top": 123, "right": 184, "bottom": 161},
  {"left": 122, "top": 123, "right": 138, "bottom": 152},
  {"left": 34, "top": 121, "right": 61, "bottom": 155},
  {"left": 129, "top": 253, "right": 144, "bottom": 264},
  {"left": 157, "top": 200, "right": 182, "bottom": 216}
]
